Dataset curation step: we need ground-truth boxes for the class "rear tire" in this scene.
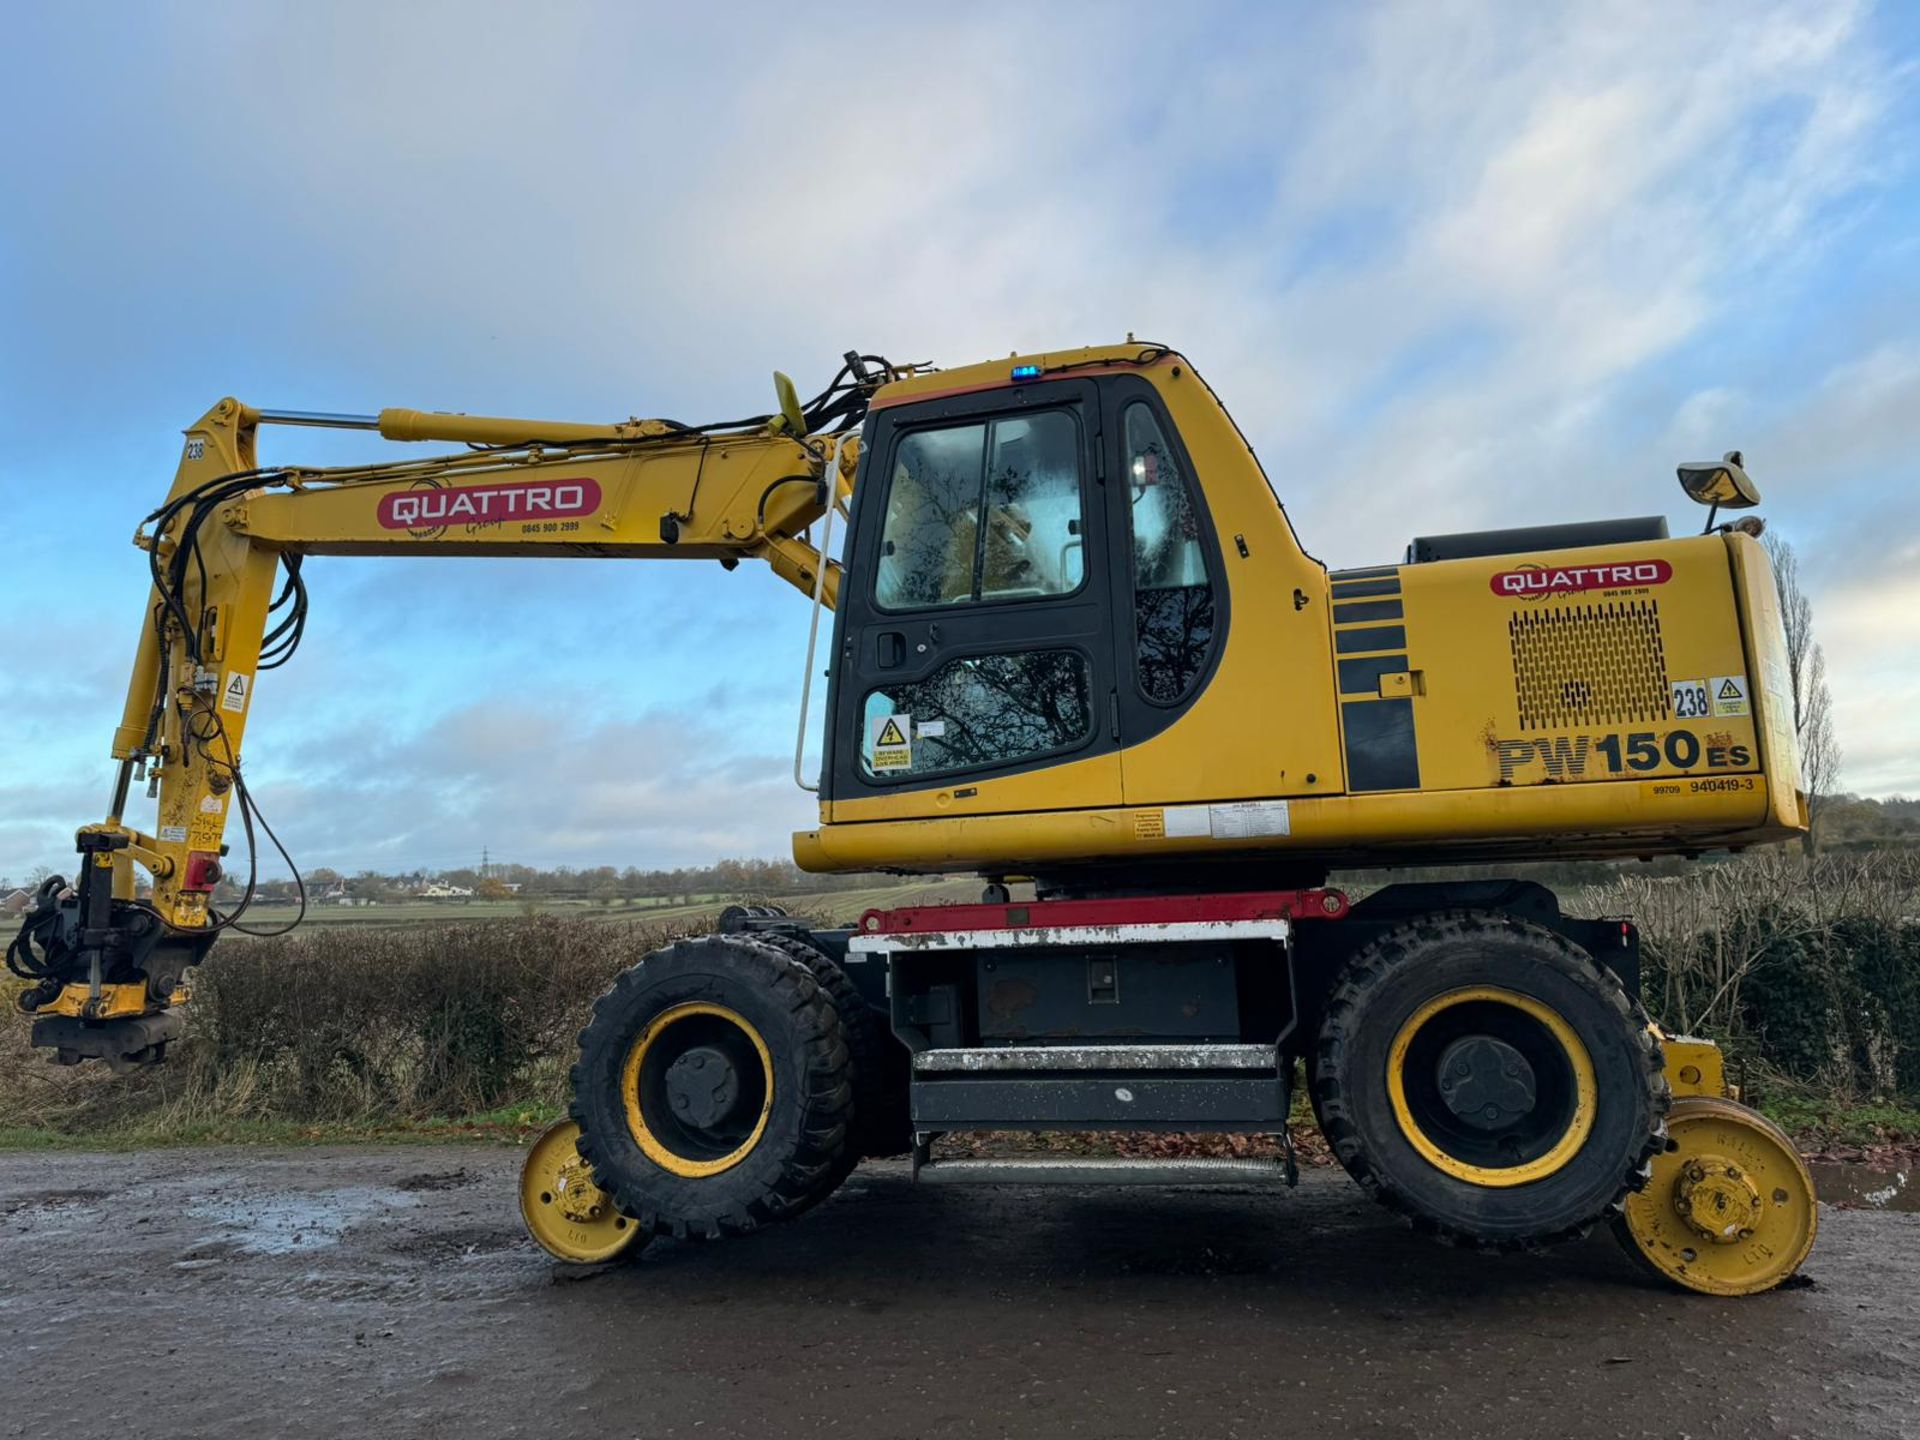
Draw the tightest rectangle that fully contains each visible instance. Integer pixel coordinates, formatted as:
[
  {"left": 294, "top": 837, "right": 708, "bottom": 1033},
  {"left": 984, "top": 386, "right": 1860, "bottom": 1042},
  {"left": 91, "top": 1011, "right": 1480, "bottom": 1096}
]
[
  {"left": 754, "top": 931, "right": 913, "bottom": 1159},
  {"left": 1312, "top": 910, "right": 1666, "bottom": 1250},
  {"left": 571, "top": 936, "right": 852, "bottom": 1240}
]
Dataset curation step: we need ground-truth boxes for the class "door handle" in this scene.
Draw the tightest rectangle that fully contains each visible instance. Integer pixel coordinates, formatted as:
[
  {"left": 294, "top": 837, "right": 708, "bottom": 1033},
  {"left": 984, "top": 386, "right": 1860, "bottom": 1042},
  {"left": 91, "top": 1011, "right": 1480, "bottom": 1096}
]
[{"left": 877, "top": 632, "right": 906, "bottom": 669}]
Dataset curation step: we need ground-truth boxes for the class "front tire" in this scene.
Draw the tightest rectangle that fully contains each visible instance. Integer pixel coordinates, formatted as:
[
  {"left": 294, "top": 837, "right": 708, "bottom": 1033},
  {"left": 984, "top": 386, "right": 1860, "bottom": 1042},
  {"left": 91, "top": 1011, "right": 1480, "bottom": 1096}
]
[
  {"left": 571, "top": 936, "right": 852, "bottom": 1240},
  {"left": 1312, "top": 910, "right": 1667, "bottom": 1249}
]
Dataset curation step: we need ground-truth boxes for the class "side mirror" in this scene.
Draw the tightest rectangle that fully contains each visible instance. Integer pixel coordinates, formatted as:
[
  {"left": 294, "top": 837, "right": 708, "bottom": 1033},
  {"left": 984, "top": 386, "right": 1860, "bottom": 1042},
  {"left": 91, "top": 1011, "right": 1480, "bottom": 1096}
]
[{"left": 1677, "top": 450, "right": 1761, "bottom": 510}]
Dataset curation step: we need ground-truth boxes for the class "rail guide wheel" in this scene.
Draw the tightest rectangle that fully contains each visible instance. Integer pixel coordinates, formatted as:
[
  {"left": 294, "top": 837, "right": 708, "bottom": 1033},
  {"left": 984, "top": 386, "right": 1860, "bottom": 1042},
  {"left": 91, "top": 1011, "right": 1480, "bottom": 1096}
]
[
  {"left": 519, "top": 1119, "right": 649, "bottom": 1264},
  {"left": 1615, "top": 1096, "right": 1817, "bottom": 1296}
]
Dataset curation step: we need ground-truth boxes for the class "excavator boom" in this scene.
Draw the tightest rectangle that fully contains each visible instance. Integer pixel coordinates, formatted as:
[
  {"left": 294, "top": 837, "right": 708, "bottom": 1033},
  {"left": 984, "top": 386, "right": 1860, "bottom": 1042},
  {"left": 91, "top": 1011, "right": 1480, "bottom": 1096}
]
[{"left": 12, "top": 357, "right": 885, "bottom": 1057}]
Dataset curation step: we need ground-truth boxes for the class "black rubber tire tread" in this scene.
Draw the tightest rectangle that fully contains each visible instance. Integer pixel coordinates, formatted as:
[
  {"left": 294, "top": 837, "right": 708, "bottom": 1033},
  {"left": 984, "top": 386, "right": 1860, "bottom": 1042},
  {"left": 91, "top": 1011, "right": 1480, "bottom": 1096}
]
[
  {"left": 1311, "top": 909, "right": 1668, "bottom": 1252},
  {"left": 754, "top": 931, "right": 913, "bottom": 1159},
  {"left": 570, "top": 935, "right": 851, "bottom": 1241}
]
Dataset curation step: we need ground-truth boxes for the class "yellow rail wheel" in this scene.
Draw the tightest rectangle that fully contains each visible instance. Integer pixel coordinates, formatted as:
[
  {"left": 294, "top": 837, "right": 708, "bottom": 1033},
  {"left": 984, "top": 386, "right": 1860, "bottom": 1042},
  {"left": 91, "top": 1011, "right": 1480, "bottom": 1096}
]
[
  {"left": 518, "top": 1120, "right": 647, "bottom": 1264},
  {"left": 1313, "top": 910, "right": 1667, "bottom": 1249},
  {"left": 570, "top": 935, "right": 853, "bottom": 1242},
  {"left": 1614, "top": 1095, "right": 1817, "bottom": 1296}
]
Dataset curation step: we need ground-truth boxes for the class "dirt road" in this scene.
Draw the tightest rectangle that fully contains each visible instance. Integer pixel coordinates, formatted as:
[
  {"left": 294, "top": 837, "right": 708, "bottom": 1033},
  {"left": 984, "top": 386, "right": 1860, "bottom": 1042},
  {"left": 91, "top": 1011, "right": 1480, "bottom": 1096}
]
[{"left": 3, "top": 1146, "right": 1914, "bottom": 1439}]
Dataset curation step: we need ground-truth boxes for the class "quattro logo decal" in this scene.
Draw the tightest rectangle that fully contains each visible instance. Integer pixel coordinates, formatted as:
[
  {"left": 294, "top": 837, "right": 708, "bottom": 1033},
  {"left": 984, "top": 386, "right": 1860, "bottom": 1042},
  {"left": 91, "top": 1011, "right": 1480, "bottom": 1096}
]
[
  {"left": 1491, "top": 560, "right": 1672, "bottom": 598},
  {"left": 377, "top": 478, "right": 602, "bottom": 531}
]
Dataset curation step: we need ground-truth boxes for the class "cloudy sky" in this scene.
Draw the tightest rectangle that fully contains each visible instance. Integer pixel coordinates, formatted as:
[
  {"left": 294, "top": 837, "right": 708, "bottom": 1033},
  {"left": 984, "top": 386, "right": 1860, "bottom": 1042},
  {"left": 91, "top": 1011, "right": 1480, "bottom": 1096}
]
[{"left": 2, "top": 1, "right": 1916, "bottom": 881}]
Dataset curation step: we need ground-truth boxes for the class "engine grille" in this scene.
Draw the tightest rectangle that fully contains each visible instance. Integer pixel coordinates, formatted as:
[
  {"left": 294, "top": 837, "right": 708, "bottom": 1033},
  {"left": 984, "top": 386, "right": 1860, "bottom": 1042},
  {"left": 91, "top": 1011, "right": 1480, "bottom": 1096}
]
[{"left": 1509, "top": 600, "right": 1670, "bottom": 731}]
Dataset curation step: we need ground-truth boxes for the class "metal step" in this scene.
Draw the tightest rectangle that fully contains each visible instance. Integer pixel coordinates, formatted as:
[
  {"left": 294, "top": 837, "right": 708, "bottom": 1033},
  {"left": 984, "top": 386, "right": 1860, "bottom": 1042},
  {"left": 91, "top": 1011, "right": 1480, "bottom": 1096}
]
[
  {"left": 915, "top": 1155, "right": 1293, "bottom": 1187},
  {"left": 914, "top": 1043, "right": 1278, "bottom": 1073}
]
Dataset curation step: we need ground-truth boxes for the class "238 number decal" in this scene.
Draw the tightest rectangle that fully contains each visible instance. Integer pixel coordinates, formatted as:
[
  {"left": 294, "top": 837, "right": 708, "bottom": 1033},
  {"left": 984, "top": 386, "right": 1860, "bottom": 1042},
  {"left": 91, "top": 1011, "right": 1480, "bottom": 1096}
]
[{"left": 1671, "top": 680, "right": 1710, "bottom": 719}]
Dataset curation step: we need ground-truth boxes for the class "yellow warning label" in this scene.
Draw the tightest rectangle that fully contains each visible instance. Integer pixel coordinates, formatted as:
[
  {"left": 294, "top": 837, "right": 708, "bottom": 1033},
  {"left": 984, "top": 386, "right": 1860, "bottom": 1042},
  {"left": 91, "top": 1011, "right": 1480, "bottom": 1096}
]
[
  {"left": 869, "top": 712, "right": 913, "bottom": 771},
  {"left": 1134, "top": 810, "right": 1165, "bottom": 840},
  {"left": 1709, "top": 674, "right": 1750, "bottom": 717}
]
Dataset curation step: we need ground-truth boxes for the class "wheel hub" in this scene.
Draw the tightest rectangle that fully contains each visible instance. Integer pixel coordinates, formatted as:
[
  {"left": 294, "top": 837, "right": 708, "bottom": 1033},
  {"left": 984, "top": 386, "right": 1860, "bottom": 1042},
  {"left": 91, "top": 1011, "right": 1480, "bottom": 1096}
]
[
  {"left": 1670, "top": 1152, "right": 1762, "bottom": 1245},
  {"left": 665, "top": 1046, "right": 742, "bottom": 1129},
  {"left": 1436, "top": 1035, "right": 1536, "bottom": 1131},
  {"left": 551, "top": 1152, "right": 608, "bottom": 1225}
]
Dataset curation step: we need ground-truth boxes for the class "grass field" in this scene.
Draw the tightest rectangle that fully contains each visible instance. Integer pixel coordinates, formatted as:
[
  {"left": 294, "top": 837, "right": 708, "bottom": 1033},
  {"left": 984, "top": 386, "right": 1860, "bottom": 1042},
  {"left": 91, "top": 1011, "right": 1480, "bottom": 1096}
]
[{"left": 229, "top": 877, "right": 982, "bottom": 934}]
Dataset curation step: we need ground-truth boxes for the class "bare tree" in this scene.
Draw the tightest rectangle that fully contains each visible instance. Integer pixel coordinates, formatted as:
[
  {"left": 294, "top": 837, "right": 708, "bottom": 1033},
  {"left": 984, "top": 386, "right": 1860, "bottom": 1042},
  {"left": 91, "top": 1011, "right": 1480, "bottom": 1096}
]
[{"left": 1763, "top": 533, "right": 1841, "bottom": 852}]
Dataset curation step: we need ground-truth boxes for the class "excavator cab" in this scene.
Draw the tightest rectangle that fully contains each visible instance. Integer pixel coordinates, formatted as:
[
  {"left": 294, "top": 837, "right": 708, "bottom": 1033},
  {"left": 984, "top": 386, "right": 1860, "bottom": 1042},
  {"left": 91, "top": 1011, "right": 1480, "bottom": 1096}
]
[{"left": 805, "top": 356, "right": 1343, "bottom": 864}]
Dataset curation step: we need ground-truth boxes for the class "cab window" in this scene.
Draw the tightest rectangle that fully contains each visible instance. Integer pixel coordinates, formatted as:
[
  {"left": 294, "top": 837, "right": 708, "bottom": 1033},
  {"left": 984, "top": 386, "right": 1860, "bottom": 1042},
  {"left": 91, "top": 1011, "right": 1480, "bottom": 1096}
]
[
  {"left": 1125, "top": 403, "right": 1216, "bottom": 703},
  {"left": 859, "top": 650, "right": 1092, "bottom": 780},
  {"left": 874, "top": 411, "right": 1084, "bottom": 610}
]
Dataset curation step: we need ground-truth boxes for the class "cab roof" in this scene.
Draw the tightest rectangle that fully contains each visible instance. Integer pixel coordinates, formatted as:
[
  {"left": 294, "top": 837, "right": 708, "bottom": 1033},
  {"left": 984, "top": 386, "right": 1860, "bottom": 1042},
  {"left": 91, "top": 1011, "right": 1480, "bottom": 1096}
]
[{"left": 870, "top": 341, "right": 1180, "bottom": 411}]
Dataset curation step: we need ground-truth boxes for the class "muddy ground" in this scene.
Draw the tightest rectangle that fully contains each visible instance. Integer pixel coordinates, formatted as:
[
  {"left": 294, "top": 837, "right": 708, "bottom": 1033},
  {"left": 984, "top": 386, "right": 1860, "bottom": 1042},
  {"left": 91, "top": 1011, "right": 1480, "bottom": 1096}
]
[{"left": 2, "top": 1147, "right": 1915, "bottom": 1439}]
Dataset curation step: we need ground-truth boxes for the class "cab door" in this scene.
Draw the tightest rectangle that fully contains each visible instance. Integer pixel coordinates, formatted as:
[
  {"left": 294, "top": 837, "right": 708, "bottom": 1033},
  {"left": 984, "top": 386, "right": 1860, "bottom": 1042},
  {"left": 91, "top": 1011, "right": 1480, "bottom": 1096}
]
[{"left": 823, "top": 378, "right": 1124, "bottom": 823}]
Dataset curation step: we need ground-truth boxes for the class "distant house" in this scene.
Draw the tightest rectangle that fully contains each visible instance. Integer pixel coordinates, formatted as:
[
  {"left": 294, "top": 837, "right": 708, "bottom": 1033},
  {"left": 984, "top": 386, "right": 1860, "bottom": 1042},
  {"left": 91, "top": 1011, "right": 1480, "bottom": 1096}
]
[
  {"left": 3, "top": 888, "right": 31, "bottom": 916},
  {"left": 417, "top": 881, "right": 474, "bottom": 899},
  {"left": 317, "top": 880, "right": 376, "bottom": 907}
]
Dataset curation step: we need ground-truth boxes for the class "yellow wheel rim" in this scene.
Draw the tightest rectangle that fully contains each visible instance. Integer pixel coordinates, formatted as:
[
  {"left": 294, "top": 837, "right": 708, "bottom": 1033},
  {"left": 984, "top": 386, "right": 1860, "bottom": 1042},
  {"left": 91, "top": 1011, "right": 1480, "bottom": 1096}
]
[
  {"left": 518, "top": 1120, "right": 645, "bottom": 1264},
  {"left": 621, "top": 1001, "right": 774, "bottom": 1178},
  {"left": 1618, "top": 1095, "right": 1817, "bottom": 1296},
  {"left": 1387, "top": 985, "right": 1597, "bottom": 1188}
]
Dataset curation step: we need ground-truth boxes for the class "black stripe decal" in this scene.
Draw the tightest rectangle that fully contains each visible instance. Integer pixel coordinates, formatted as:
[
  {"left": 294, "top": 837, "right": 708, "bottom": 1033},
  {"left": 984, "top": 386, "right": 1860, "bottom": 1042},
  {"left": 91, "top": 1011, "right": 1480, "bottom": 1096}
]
[
  {"left": 1329, "top": 578, "right": 1400, "bottom": 598},
  {"left": 1333, "top": 598, "right": 1403, "bottom": 625},
  {"left": 1330, "top": 565, "right": 1399, "bottom": 581},
  {"left": 1342, "top": 698, "right": 1421, "bottom": 791},
  {"left": 1338, "top": 655, "right": 1407, "bottom": 696},
  {"left": 1335, "top": 624, "right": 1407, "bottom": 655}
]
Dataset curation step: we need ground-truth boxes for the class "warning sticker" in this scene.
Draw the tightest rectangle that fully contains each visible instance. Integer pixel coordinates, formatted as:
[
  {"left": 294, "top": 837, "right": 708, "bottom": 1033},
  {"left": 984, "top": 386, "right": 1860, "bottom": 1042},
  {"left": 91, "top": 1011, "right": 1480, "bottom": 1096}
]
[
  {"left": 1710, "top": 675, "right": 1750, "bottom": 717},
  {"left": 221, "top": 670, "right": 251, "bottom": 714},
  {"left": 158, "top": 825, "right": 188, "bottom": 844},
  {"left": 868, "top": 713, "right": 913, "bottom": 771},
  {"left": 1133, "top": 810, "right": 1165, "bottom": 840}
]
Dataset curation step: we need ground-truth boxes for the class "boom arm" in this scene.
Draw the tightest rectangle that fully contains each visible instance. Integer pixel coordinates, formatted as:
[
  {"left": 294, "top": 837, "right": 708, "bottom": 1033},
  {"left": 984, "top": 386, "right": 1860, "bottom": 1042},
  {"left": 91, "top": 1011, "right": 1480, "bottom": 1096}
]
[{"left": 9, "top": 368, "right": 871, "bottom": 1059}]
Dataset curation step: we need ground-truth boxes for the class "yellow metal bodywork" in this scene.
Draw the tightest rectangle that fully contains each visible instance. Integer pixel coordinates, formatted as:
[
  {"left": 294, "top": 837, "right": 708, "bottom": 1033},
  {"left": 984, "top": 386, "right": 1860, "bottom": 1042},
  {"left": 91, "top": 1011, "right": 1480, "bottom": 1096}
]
[
  {"left": 807, "top": 345, "right": 1803, "bottom": 873},
  {"left": 1385, "top": 986, "right": 1597, "bottom": 1188},
  {"left": 37, "top": 982, "right": 187, "bottom": 1020},
  {"left": 1659, "top": 1032, "right": 1731, "bottom": 1100},
  {"left": 98, "top": 398, "right": 847, "bottom": 933},
  {"left": 796, "top": 763, "right": 1784, "bottom": 873}
]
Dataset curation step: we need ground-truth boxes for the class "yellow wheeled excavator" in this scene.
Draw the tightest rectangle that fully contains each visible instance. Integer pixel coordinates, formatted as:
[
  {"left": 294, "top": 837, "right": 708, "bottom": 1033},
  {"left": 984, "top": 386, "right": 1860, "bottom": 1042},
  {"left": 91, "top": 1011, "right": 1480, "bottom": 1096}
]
[{"left": 8, "top": 342, "right": 1818, "bottom": 1295}]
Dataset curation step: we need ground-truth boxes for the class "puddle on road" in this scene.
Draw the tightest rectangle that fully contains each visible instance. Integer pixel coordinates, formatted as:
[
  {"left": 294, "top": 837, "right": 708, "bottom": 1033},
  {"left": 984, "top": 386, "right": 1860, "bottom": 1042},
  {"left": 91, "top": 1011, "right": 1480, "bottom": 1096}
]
[
  {"left": 1810, "top": 1162, "right": 1917, "bottom": 1212},
  {"left": 185, "top": 1185, "right": 422, "bottom": 1254}
]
